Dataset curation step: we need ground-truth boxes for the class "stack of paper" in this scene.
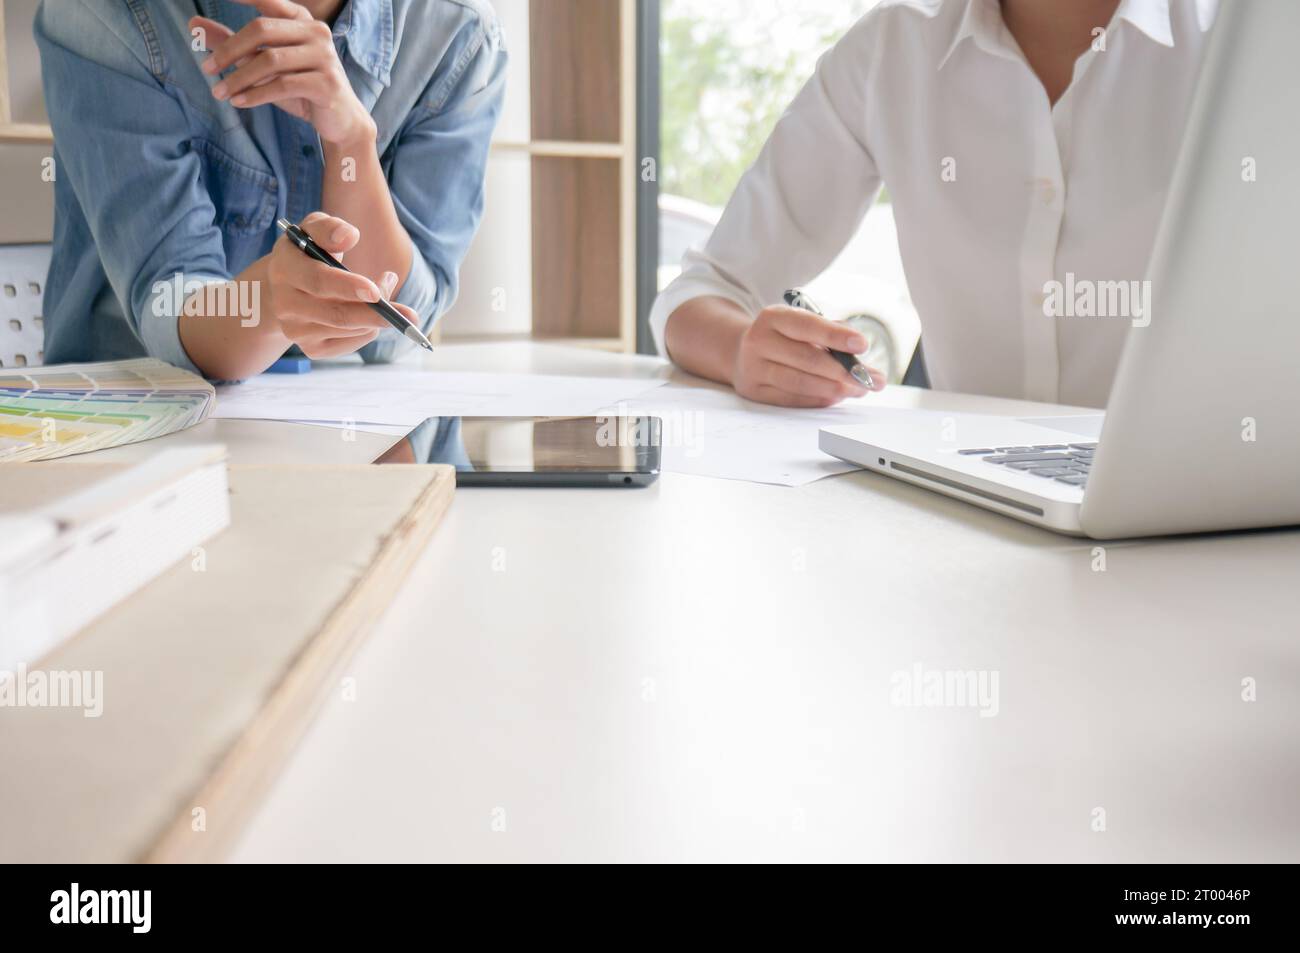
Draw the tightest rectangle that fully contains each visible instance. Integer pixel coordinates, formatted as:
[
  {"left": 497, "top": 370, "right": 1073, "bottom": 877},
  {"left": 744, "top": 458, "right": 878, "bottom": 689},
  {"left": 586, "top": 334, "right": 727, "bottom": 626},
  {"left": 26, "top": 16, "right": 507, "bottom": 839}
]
[{"left": 0, "top": 359, "right": 215, "bottom": 462}]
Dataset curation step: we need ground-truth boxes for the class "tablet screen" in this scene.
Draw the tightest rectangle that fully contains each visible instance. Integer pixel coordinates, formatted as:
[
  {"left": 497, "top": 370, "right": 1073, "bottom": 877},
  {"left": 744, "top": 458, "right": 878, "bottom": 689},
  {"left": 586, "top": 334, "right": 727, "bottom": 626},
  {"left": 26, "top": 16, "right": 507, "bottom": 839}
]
[{"left": 373, "top": 416, "right": 661, "bottom": 481}]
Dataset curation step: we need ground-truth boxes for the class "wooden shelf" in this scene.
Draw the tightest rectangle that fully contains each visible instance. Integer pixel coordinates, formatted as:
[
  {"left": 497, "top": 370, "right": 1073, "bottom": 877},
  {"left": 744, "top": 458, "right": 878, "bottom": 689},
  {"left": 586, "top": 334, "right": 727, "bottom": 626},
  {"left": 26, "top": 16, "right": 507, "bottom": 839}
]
[
  {"left": 438, "top": 332, "right": 627, "bottom": 352},
  {"left": 530, "top": 0, "right": 621, "bottom": 144},
  {"left": 523, "top": 0, "right": 638, "bottom": 353},
  {"left": 531, "top": 155, "right": 622, "bottom": 340},
  {"left": 470, "top": 1, "right": 638, "bottom": 353},
  {"left": 0, "top": 121, "right": 51, "bottom": 144},
  {"left": 536, "top": 336, "right": 628, "bottom": 353},
  {"left": 492, "top": 139, "right": 627, "bottom": 160}
]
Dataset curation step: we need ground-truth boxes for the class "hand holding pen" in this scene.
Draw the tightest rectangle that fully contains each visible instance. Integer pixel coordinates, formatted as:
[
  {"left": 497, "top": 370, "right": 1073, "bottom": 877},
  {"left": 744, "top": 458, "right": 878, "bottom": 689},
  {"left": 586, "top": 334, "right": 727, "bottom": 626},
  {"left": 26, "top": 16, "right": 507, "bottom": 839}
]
[
  {"left": 783, "top": 290, "right": 877, "bottom": 390},
  {"left": 277, "top": 217, "right": 433, "bottom": 351},
  {"left": 729, "top": 289, "right": 885, "bottom": 408},
  {"left": 260, "top": 212, "right": 431, "bottom": 360}
]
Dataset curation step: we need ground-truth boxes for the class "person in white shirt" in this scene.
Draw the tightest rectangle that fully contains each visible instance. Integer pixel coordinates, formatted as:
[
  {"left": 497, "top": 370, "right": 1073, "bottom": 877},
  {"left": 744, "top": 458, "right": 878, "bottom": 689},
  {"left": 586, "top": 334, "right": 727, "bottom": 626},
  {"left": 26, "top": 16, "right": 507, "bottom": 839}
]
[{"left": 651, "top": 0, "right": 1218, "bottom": 409}]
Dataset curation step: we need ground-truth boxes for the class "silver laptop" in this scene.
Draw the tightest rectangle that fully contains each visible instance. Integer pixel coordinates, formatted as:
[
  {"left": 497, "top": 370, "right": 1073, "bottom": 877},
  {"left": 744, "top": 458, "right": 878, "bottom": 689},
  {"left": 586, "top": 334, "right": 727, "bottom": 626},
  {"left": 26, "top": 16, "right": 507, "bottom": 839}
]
[{"left": 820, "top": 0, "right": 1300, "bottom": 539}]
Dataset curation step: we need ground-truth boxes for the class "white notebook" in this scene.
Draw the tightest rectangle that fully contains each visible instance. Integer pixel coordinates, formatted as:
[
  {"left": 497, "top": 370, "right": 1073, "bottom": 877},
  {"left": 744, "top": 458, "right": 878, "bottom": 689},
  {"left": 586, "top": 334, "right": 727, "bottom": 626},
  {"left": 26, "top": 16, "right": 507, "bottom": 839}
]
[{"left": 0, "top": 446, "right": 232, "bottom": 673}]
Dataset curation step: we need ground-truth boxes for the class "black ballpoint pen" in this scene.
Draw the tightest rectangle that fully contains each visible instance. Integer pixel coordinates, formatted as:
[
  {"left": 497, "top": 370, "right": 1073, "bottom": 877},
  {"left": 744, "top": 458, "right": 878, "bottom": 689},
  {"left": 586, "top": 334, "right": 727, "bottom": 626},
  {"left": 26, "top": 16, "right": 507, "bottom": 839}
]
[
  {"left": 782, "top": 289, "right": 875, "bottom": 390},
  {"left": 276, "top": 218, "right": 434, "bottom": 352}
]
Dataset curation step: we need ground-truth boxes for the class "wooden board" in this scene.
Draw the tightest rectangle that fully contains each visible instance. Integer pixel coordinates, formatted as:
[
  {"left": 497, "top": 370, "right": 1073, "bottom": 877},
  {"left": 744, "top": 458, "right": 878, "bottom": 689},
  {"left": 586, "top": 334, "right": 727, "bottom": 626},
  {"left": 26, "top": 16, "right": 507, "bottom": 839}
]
[{"left": 0, "top": 463, "right": 454, "bottom": 863}]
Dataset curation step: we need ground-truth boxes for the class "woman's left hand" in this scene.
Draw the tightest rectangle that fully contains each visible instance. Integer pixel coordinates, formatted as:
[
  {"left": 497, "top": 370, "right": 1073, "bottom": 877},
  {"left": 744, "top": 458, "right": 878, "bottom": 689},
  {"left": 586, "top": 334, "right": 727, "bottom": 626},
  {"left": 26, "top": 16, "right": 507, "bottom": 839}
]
[{"left": 190, "top": 0, "right": 376, "bottom": 147}]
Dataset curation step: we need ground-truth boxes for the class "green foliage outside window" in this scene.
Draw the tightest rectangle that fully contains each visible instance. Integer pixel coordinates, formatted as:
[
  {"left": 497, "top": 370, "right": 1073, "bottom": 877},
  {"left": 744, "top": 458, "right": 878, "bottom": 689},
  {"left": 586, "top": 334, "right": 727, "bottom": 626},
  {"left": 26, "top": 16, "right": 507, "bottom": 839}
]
[{"left": 660, "top": 0, "right": 878, "bottom": 208}]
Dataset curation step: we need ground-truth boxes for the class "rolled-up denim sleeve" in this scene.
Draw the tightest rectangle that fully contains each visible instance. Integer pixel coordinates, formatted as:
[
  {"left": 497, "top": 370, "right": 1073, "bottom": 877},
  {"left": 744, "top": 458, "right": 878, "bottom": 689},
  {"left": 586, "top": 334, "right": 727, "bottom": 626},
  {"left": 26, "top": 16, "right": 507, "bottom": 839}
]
[
  {"left": 35, "top": 0, "right": 230, "bottom": 375},
  {"left": 359, "top": 11, "right": 506, "bottom": 364}
]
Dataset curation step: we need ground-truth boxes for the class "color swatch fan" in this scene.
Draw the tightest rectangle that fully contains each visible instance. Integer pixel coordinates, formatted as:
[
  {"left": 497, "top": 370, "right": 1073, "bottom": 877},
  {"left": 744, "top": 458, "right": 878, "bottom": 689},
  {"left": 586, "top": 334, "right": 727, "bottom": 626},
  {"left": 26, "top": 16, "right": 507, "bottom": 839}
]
[{"left": 0, "top": 359, "right": 215, "bottom": 462}]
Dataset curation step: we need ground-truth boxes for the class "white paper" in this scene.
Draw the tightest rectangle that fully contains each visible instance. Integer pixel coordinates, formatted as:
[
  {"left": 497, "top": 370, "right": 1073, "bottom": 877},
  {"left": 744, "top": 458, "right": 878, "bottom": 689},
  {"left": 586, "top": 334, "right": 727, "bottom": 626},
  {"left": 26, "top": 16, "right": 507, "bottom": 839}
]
[
  {"left": 214, "top": 366, "right": 669, "bottom": 427},
  {"left": 604, "top": 384, "right": 879, "bottom": 487},
  {"left": 214, "top": 366, "right": 900, "bottom": 487}
]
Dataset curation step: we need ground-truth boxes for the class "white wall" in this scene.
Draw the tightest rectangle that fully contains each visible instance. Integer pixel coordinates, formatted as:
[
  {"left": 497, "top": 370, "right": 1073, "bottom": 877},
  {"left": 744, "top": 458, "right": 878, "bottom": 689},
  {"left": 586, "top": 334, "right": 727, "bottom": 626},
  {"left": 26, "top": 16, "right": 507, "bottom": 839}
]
[{"left": 439, "top": 0, "right": 533, "bottom": 338}]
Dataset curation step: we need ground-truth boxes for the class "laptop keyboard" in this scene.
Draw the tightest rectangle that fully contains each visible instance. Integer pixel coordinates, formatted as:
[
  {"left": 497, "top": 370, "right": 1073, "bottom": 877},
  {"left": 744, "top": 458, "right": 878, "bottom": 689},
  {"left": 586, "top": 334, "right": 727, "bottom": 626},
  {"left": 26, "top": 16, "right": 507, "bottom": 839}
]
[{"left": 958, "top": 444, "right": 1097, "bottom": 487}]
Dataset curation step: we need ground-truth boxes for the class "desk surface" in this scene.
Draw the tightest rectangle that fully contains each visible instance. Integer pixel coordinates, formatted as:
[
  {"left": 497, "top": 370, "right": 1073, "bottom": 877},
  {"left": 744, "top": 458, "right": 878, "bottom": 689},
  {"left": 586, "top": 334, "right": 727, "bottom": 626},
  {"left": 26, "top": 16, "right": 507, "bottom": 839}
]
[{"left": 114, "top": 343, "right": 1300, "bottom": 862}]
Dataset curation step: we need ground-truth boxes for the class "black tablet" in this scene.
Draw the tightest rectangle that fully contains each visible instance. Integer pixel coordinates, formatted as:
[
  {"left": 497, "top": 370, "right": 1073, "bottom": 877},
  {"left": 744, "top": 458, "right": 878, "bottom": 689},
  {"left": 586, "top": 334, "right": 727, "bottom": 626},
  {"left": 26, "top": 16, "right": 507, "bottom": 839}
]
[{"left": 373, "top": 416, "right": 662, "bottom": 487}]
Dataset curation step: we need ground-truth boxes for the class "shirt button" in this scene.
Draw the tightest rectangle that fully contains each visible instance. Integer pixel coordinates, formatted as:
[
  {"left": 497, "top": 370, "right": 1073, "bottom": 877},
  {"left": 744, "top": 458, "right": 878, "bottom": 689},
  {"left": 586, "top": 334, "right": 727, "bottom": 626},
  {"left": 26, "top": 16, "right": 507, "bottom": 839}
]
[
  {"left": 302, "top": 145, "right": 316, "bottom": 158},
  {"left": 1040, "top": 179, "right": 1058, "bottom": 205}
]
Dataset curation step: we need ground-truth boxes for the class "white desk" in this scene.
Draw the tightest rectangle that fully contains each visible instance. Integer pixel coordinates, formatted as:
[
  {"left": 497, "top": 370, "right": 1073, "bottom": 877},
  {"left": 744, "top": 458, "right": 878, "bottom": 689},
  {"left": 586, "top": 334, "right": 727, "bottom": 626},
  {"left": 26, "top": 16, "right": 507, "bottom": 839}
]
[{"left": 113, "top": 342, "right": 1300, "bottom": 862}]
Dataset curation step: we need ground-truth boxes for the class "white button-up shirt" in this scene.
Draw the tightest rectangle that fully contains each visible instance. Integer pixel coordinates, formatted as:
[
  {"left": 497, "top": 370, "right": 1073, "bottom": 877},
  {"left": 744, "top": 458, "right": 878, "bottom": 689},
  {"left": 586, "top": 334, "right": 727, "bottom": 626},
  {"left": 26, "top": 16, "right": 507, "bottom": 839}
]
[{"left": 651, "top": 0, "right": 1219, "bottom": 407}]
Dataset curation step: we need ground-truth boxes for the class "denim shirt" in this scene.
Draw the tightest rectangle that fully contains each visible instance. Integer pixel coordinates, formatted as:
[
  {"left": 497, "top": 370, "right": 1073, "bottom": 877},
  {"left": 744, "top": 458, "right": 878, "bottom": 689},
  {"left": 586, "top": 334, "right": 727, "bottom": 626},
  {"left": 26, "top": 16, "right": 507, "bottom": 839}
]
[{"left": 35, "top": 0, "right": 506, "bottom": 374}]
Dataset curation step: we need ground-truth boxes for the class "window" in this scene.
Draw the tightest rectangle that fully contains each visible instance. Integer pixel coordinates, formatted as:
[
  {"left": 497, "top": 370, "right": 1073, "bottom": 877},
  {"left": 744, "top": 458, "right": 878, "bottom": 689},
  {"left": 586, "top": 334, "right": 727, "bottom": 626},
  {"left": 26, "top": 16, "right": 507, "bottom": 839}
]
[
  {"left": 649, "top": 0, "right": 920, "bottom": 380},
  {"left": 661, "top": 0, "right": 879, "bottom": 214}
]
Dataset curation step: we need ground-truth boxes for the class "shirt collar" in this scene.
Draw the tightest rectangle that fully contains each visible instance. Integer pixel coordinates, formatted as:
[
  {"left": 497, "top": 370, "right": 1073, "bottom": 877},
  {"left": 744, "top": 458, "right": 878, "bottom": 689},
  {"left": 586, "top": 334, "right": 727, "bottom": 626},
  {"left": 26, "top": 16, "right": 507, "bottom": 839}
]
[
  {"left": 332, "top": 0, "right": 395, "bottom": 88},
  {"left": 939, "top": 0, "right": 1175, "bottom": 70},
  {"left": 938, "top": 0, "right": 1017, "bottom": 70},
  {"left": 1114, "top": 0, "right": 1175, "bottom": 47}
]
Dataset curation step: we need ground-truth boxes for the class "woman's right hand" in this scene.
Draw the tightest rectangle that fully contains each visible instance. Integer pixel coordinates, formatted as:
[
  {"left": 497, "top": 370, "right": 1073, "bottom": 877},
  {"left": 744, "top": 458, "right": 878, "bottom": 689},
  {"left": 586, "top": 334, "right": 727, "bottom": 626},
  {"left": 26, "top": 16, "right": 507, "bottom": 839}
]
[
  {"left": 263, "top": 212, "right": 417, "bottom": 359},
  {"left": 731, "top": 305, "right": 883, "bottom": 408}
]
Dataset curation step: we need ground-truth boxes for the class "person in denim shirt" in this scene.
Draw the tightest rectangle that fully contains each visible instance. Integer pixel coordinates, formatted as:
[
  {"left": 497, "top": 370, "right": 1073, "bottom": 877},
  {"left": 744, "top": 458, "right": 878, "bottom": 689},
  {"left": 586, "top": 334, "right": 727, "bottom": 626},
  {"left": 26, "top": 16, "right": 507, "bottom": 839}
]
[{"left": 36, "top": 0, "right": 505, "bottom": 379}]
